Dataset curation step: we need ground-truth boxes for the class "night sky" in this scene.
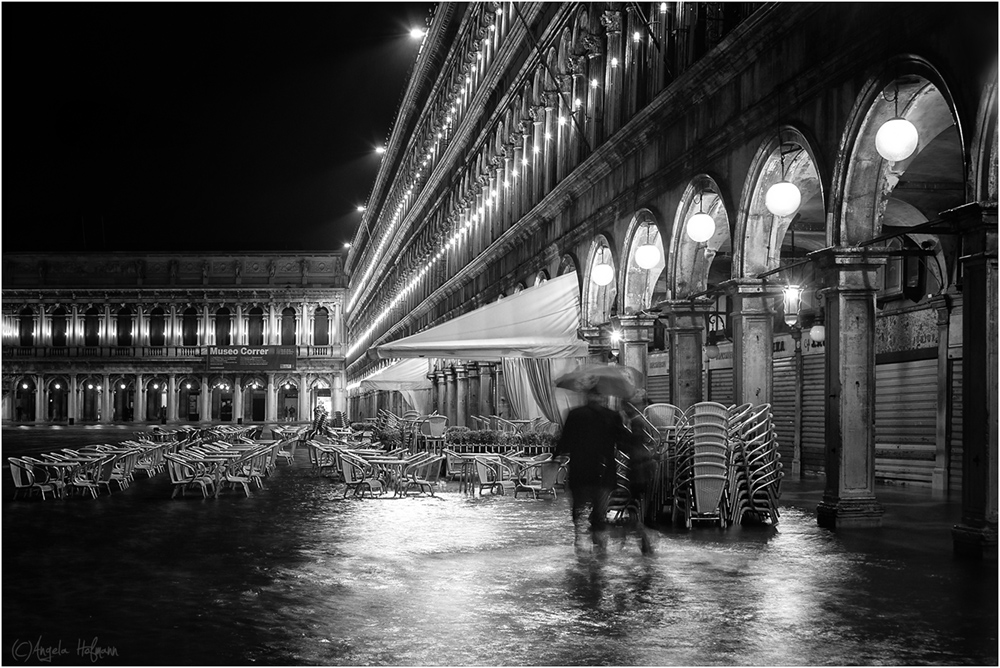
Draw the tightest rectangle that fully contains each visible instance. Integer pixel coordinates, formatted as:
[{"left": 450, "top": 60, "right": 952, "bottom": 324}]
[{"left": 2, "top": 2, "right": 434, "bottom": 253}]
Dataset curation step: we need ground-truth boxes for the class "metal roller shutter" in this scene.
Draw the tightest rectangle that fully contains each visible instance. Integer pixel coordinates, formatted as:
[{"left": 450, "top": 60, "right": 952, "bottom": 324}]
[
  {"left": 875, "top": 357, "right": 938, "bottom": 486},
  {"left": 647, "top": 374, "right": 670, "bottom": 404},
  {"left": 708, "top": 368, "right": 733, "bottom": 406},
  {"left": 948, "top": 358, "right": 963, "bottom": 493},
  {"left": 800, "top": 354, "right": 826, "bottom": 475},
  {"left": 771, "top": 357, "right": 796, "bottom": 466}
]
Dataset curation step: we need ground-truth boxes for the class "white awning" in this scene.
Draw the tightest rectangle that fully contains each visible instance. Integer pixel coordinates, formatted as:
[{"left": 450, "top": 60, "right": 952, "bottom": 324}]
[
  {"left": 360, "top": 358, "right": 432, "bottom": 391},
  {"left": 376, "top": 272, "right": 589, "bottom": 361}
]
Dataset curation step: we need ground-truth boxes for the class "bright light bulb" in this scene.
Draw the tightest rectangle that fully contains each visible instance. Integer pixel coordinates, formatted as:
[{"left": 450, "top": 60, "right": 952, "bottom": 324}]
[
  {"left": 591, "top": 263, "right": 615, "bottom": 286},
  {"left": 633, "top": 31, "right": 641, "bottom": 41},
  {"left": 88, "top": 384, "right": 94, "bottom": 390},
  {"left": 544, "top": 132, "right": 551, "bottom": 141},
  {"left": 875, "top": 117, "right": 919, "bottom": 161},
  {"left": 765, "top": 180, "right": 802, "bottom": 217},
  {"left": 590, "top": 79, "right": 598, "bottom": 88},
  {"left": 611, "top": 57, "right": 619, "bottom": 68},
  {"left": 809, "top": 324, "right": 826, "bottom": 343},
  {"left": 356, "top": 205, "right": 366, "bottom": 212},
  {"left": 533, "top": 146, "right": 540, "bottom": 154},
  {"left": 375, "top": 146, "right": 385, "bottom": 154},
  {"left": 522, "top": 157, "right": 528, "bottom": 165},
  {"left": 686, "top": 212, "right": 716, "bottom": 243},
  {"left": 634, "top": 243, "right": 661, "bottom": 269},
  {"left": 22, "top": 383, "right": 28, "bottom": 389},
  {"left": 54, "top": 383, "right": 61, "bottom": 389},
  {"left": 558, "top": 116, "right": 566, "bottom": 126},
  {"left": 410, "top": 27, "right": 426, "bottom": 39}
]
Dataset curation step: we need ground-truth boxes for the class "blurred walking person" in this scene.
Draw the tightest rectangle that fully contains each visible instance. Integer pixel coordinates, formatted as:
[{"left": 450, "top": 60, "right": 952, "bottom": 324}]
[{"left": 554, "top": 388, "right": 631, "bottom": 552}]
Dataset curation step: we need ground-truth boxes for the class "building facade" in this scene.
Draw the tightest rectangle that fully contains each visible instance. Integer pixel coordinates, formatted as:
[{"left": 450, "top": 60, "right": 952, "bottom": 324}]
[
  {"left": 344, "top": 2, "right": 996, "bottom": 550},
  {"left": 2, "top": 252, "right": 347, "bottom": 425}
]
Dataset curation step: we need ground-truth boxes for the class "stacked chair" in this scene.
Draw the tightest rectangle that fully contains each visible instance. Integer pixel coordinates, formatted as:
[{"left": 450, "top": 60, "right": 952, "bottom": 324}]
[
  {"left": 666, "top": 401, "right": 784, "bottom": 528},
  {"left": 671, "top": 402, "right": 729, "bottom": 528},
  {"left": 724, "top": 403, "right": 783, "bottom": 526}
]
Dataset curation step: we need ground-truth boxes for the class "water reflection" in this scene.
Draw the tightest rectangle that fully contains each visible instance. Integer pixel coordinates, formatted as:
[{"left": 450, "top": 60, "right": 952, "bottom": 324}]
[{"left": 2, "top": 428, "right": 996, "bottom": 666}]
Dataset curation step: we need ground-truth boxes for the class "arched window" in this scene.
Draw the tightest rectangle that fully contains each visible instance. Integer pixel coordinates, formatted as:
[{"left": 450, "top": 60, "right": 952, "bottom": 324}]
[
  {"left": 247, "top": 307, "right": 264, "bottom": 346},
  {"left": 313, "top": 307, "right": 329, "bottom": 346},
  {"left": 280, "top": 307, "right": 296, "bottom": 346},
  {"left": 51, "top": 307, "right": 67, "bottom": 347},
  {"left": 182, "top": 307, "right": 199, "bottom": 346},
  {"left": 149, "top": 307, "right": 166, "bottom": 347},
  {"left": 84, "top": 307, "right": 100, "bottom": 347},
  {"left": 18, "top": 307, "right": 34, "bottom": 347},
  {"left": 215, "top": 307, "right": 232, "bottom": 346},
  {"left": 116, "top": 306, "right": 133, "bottom": 346}
]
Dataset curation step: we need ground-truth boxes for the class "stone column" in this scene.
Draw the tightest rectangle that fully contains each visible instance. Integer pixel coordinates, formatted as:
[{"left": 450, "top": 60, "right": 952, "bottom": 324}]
[
  {"left": 68, "top": 374, "right": 78, "bottom": 424},
  {"left": 433, "top": 370, "right": 445, "bottom": 415},
  {"left": 811, "top": 247, "right": 888, "bottom": 529},
  {"left": 200, "top": 374, "right": 211, "bottom": 423},
  {"left": 600, "top": 10, "right": 623, "bottom": 136},
  {"left": 204, "top": 304, "right": 213, "bottom": 346},
  {"left": 952, "top": 208, "right": 998, "bottom": 557},
  {"left": 265, "top": 373, "right": 277, "bottom": 422},
  {"left": 659, "top": 299, "right": 713, "bottom": 410},
  {"left": 135, "top": 306, "right": 145, "bottom": 347},
  {"left": 616, "top": 314, "right": 656, "bottom": 394},
  {"left": 168, "top": 304, "right": 178, "bottom": 346},
  {"left": 268, "top": 305, "right": 278, "bottom": 345},
  {"left": 235, "top": 304, "right": 244, "bottom": 345},
  {"left": 477, "top": 364, "right": 492, "bottom": 417},
  {"left": 135, "top": 373, "right": 145, "bottom": 423},
  {"left": 456, "top": 364, "right": 469, "bottom": 427},
  {"left": 467, "top": 363, "right": 481, "bottom": 423},
  {"left": 101, "top": 374, "right": 111, "bottom": 424},
  {"left": 723, "top": 278, "right": 781, "bottom": 407},
  {"left": 299, "top": 372, "right": 310, "bottom": 422},
  {"left": 580, "top": 325, "right": 612, "bottom": 363},
  {"left": 233, "top": 375, "right": 243, "bottom": 424},
  {"left": 167, "top": 375, "right": 177, "bottom": 422}
]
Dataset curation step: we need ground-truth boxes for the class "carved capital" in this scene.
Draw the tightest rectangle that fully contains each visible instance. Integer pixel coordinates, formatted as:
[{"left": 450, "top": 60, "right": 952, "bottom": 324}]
[
  {"left": 580, "top": 32, "right": 604, "bottom": 57},
  {"left": 542, "top": 90, "right": 560, "bottom": 108},
  {"left": 600, "top": 10, "right": 621, "bottom": 33}
]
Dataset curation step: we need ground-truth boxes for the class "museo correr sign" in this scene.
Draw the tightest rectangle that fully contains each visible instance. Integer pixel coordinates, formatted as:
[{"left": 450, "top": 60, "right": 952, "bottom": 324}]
[{"left": 206, "top": 346, "right": 297, "bottom": 372}]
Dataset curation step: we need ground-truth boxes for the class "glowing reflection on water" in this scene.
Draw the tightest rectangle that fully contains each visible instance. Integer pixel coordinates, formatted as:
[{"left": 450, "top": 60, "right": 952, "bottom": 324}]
[{"left": 2, "top": 430, "right": 996, "bottom": 666}]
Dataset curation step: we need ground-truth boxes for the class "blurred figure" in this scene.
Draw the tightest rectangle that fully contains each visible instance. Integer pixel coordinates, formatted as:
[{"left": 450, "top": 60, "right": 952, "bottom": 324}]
[
  {"left": 621, "top": 396, "right": 656, "bottom": 554},
  {"left": 554, "top": 389, "right": 631, "bottom": 552}
]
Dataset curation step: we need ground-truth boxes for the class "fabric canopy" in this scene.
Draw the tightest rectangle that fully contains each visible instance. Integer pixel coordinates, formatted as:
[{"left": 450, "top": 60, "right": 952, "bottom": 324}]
[
  {"left": 359, "top": 358, "right": 432, "bottom": 391},
  {"left": 375, "top": 272, "right": 589, "bottom": 361}
]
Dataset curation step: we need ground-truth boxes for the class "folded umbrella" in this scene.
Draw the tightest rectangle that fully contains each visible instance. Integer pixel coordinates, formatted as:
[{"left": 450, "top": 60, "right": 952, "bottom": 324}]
[{"left": 555, "top": 363, "right": 640, "bottom": 399}]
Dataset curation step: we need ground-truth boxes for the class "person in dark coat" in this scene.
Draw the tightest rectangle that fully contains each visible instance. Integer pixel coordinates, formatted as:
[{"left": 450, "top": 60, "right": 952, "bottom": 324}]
[
  {"left": 620, "top": 396, "right": 655, "bottom": 554},
  {"left": 554, "top": 389, "right": 631, "bottom": 551}
]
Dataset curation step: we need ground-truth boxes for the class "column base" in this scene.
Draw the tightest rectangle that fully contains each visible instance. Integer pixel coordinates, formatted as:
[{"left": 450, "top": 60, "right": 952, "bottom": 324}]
[
  {"left": 817, "top": 497, "right": 885, "bottom": 529},
  {"left": 951, "top": 523, "right": 998, "bottom": 559}
]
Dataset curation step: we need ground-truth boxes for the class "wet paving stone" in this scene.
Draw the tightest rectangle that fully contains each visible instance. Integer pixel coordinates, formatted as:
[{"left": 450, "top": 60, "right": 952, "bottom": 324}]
[{"left": 2, "top": 426, "right": 997, "bottom": 666}]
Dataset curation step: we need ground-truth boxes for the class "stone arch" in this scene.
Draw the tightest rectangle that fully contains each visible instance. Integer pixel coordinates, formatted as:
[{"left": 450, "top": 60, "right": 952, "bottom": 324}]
[
  {"left": 733, "top": 125, "right": 825, "bottom": 279},
  {"left": 583, "top": 233, "right": 618, "bottom": 326},
  {"left": 623, "top": 208, "right": 666, "bottom": 313},
  {"left": 669, "top": 174, "right": 732, "bottom": 298},
  {"left": 557, "top": 253, "right": 579, "bottom": 277},
  {"left": 831, "top": 55, "right": 967, "bottom": 248},
  {"left": 970, "top": 71, "right": 998, "bottom": 203}
]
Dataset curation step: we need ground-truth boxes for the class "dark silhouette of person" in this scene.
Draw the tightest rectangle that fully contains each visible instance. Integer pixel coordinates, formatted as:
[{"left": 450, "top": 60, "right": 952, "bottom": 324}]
[
  {"left": 620, "top": 398, "right": 656, "bottom": 554},
  {"left": 554, "top": 389, "right": 630, "bottom": 552}
]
